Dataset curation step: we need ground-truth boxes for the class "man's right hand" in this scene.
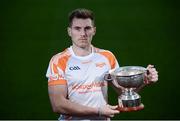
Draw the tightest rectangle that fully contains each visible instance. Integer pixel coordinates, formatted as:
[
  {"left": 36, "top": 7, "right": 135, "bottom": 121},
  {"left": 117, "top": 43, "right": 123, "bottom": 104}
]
[{"left": 98, "top": 104, "right": 120, "bottom": 118}]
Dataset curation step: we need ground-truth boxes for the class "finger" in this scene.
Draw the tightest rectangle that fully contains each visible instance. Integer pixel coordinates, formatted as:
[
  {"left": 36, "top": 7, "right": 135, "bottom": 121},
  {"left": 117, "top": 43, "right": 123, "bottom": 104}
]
[
  {"left": 109, "top": 114, "right": 114, "bottom": 118},
  {"left": 147, "top": 64, "right": 154, "bottom": 69},
  {"left": 147, "top": 68, "right": 155, "bottom": 73},
  {"left": 149, "top": 69, "right": 157, "bottom": 74},
  {"left": 147, "top": 72, "right": 157, "bottom": 79},
  {"left": 151, "top": 77, "right": 158, "bottom": 82},
  {"left": 152, "top": 76, "right": 158, "bottom": 80},
  {"left": 147, "top": 69, "right": 158, "bottom": 79},
  {"left": 145, "top": 73, "right": 158, "bottom": 84},
  {"left": 108, "top": 105, "right": 118, "bottom": 109},
  {"left": 149, "top": 71, "right": 158, "bottom": 78},
  {"left": 149, "top": 68, "right": 156, "bottom": 71},
  {"left": 151, "top": 70, "right": 158, "bottom": 75},
  {"left": 106, "top": 105, "right": 120, "bottom": 114},
  {"left": 108, "top": 110, "right": 120, "bottom": 116},
  {"left": 113, "top": 110, "right": 120, "bottom": 114}
]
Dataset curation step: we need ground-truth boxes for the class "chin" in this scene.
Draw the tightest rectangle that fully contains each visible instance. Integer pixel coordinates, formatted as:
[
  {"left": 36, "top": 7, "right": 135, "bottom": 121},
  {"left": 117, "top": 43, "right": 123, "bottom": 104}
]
[{"left": 79, "top": 44, "right": 90, "bottom": 48}]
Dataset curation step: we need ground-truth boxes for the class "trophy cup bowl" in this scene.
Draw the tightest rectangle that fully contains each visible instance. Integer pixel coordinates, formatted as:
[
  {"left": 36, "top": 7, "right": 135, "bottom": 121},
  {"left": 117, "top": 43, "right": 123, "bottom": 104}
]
[{"left": 109, "top": 66, "right": 147, "bottom": 112}]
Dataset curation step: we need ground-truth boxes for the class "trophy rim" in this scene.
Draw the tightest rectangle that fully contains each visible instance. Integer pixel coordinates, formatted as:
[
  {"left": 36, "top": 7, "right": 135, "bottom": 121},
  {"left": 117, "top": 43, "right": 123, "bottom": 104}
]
[{"left": 111, "top": 66, "right": 147, "bottom": 77}]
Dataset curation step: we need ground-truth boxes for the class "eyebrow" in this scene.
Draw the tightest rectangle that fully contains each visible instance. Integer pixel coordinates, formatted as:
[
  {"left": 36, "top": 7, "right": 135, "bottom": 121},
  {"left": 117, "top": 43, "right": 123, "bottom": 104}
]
[
  {"left": 73, "top": 26, "right": 81, "bottom": 29},
  {"left": 72, "top": 26, "right": 93, "bottom": 29}
]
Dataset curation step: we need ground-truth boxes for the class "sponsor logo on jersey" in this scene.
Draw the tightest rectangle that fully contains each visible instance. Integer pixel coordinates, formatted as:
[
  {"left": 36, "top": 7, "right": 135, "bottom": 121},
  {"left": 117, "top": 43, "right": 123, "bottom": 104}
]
[
  {"left": 69, "top": 66, "right": 81, "bottom": 70},
  {"left": 72, "top": 81, "right": 107, "bottom": 90}
]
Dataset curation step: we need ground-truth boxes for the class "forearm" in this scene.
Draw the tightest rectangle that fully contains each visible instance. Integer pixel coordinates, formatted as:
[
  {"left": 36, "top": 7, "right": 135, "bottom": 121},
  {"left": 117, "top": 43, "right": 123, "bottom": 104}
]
[
  {"left": 49, "top": 85, "right": 119, "bottom": 118},
  {"left": 53, "top": 97, "right": 98, "bottom": 116}
]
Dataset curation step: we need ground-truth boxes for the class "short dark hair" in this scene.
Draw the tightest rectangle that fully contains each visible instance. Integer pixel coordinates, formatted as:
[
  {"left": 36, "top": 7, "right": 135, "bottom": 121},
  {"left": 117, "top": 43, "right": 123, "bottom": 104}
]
[{"left": 68, "top": 8, "right": 95, "bottom": 27}]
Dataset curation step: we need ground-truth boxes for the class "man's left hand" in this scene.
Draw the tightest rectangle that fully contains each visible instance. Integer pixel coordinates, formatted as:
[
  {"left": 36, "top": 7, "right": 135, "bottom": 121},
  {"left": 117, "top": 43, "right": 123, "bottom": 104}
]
[{"left": 144, "top": 64, "right": 158, "bottom": 85}]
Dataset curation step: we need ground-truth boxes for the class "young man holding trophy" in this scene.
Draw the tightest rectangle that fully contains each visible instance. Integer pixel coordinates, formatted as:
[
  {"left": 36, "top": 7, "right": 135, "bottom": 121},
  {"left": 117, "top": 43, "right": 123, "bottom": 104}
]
[{"left": 46, "top": 8, "right": 158, "bottom": 120}]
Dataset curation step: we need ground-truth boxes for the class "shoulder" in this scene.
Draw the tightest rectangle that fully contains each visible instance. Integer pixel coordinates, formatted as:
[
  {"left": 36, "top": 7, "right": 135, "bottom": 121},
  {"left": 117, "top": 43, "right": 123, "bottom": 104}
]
[
  {"left": 94, "top": 47, "right": 118, "bottom": 69},
  {"left": 94, "top": 47, "right": 116, "bottom": 58},
  {"left": 50, "top": 48, "right": 72, "bottom": 65}
]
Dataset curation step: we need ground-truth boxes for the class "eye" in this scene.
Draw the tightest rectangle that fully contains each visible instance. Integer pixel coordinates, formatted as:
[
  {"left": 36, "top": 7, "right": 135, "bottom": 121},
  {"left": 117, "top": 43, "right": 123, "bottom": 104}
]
[
  {"left": 85, "top": 26, "right": 92, "bottom": 30},
  {"left": 73, "top": 27, "right": 81, "bottom": 31}
]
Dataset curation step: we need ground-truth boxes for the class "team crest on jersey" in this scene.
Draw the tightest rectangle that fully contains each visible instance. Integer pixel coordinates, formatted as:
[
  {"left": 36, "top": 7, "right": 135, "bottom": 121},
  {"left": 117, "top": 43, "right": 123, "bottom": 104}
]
[
  {"left": 95, "top": 62, "right": 106, "bottom": 68},
  {"left": 69, "top": 66, "right": 81, "bottom": 70},
  {"left": 81, "top": 60, "right": 92, "bottom": 64}
]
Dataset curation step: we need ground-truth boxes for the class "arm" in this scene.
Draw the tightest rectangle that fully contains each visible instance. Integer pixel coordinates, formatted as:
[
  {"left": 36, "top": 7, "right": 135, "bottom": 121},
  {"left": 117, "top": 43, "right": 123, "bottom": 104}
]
[
  {"left": 48, "top": 84, "right": 119, "bottom": 117},
  {"left": 48, "top": 85, "right": 97, "bottom": 116}
]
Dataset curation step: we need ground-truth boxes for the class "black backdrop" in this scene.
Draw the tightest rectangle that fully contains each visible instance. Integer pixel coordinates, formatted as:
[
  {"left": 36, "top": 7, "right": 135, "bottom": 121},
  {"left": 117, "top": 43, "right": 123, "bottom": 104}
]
[{"left": 1, "top": 0, "right": 180, "bottom": 120}]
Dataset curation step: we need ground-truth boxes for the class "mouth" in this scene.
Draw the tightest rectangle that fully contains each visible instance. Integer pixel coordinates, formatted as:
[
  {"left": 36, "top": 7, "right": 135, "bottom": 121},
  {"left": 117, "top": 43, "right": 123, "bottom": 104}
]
[
  {"left": 79, "top": 38, "right": 87, "bottom": 40},
  {"left": 79, "top": 39, "right": 88, "bottom": 43}
]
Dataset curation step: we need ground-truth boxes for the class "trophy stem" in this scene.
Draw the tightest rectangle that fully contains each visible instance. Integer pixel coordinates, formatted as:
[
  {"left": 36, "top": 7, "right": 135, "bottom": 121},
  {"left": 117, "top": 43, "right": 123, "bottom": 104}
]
[{"left": 118, "top": 88, "right": 144, "bottom": 112}]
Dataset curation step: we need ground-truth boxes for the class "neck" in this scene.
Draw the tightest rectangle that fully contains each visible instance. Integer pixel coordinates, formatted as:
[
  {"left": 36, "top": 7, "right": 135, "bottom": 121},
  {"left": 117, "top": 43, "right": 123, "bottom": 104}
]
[{"left": 72, "top": 45, "right": 92, "bottom": 56}]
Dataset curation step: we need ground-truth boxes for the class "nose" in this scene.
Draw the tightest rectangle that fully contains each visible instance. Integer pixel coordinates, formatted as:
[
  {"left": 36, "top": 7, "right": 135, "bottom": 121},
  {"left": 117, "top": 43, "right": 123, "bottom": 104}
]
[{"left": 80, "top": 29, "right": 86, "bottom": 36}]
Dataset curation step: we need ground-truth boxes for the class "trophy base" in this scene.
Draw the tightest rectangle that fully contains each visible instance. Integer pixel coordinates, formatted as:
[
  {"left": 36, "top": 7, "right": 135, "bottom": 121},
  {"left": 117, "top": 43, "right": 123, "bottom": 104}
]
[{"left": 117, "top": 103, "right": 144, "bottom": 112}]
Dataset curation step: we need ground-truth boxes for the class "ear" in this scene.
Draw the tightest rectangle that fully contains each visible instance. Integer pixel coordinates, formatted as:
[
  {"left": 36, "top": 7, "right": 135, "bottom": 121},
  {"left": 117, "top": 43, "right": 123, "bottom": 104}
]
[
  {"left": 93, "top": 27, "right": 96, "bottom": 36},
  {"left": 67, "top": 27, "right": 71, "bottom": 37}
]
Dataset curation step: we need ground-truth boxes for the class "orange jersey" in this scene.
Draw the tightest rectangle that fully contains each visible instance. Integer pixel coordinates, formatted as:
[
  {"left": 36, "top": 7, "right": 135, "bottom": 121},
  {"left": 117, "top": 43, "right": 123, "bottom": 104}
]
[{"left": 46, "top": 46, "right": 119, "bottom": 120}]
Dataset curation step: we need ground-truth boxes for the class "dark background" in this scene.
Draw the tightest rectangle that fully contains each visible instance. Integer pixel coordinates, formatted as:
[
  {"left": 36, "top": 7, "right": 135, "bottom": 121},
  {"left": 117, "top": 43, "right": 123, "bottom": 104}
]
[{"left": 1, "top": 0, "right": 180, "bottom": 120}]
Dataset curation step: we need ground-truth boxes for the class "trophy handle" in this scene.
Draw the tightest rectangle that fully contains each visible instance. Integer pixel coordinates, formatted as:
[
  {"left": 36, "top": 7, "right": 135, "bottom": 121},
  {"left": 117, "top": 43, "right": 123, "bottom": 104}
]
[
  {"left": 104, "top": 73, "right": 113, "bottom": 81},
  {"left": 104, "top": 69, "right": 125, "bottom": 90},
  {"left": 111, "top": 76, "right": 125, "bottom": 90}
]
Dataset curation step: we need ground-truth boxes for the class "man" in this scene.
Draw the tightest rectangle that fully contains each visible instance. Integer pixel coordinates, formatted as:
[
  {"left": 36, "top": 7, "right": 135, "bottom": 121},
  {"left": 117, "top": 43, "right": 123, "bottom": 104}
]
[{"left": 46, "top": 8, "right": 158, "bottom": 120}]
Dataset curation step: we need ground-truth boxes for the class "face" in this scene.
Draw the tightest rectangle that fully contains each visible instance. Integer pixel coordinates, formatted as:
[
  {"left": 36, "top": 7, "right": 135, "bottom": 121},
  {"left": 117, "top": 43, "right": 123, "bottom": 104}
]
[{"left": 68, "top": 18, "right": 96, "bottom": 49}]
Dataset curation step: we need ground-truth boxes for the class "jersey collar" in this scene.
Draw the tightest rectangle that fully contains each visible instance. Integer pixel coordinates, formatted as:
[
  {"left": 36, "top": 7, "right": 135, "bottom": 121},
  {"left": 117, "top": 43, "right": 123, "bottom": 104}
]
[{"left": 69, "top": 46, "right": 94, "bottom": 60}]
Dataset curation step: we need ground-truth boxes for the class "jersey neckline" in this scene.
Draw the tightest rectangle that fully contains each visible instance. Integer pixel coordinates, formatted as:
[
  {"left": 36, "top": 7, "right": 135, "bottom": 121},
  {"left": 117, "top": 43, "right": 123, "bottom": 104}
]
[{"left": 69, "top": 46, "right": 95, "bottom": 60}]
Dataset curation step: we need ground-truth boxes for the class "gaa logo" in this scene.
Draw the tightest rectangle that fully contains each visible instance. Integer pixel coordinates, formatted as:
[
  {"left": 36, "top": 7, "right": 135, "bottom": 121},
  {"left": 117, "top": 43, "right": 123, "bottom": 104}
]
[{"left": 69, "top": 66, "right": 81, "bottom": 70}]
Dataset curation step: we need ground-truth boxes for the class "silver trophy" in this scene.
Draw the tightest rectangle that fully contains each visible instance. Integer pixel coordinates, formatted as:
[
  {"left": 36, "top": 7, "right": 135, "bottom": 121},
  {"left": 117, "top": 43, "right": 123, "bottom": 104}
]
[{"left": 105, "top": 66, "right": 147, "bottom": 112}]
